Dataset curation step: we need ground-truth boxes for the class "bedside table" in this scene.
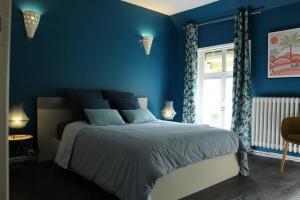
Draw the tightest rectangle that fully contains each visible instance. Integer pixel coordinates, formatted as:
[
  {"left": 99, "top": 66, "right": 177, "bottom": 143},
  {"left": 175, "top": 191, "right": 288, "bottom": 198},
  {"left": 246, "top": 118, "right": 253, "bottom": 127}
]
[{"left": 9, "top": 134, "right": 37, "bottom": 166}]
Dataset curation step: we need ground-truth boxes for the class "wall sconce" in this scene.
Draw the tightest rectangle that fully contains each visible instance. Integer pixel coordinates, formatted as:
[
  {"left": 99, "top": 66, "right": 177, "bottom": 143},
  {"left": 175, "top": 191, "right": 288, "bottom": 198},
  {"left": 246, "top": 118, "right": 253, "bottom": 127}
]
[
  {"left": 23, "top": 10, "right": 41, "bottom": 38},
  {"left": 161, "top": 101, "right": 176, "bottom": 120},
  {"left": 9, "top": 103, "right": 30, "bottom": 129},
  {"left": 141, "top": 36, "right": 154, "bottom": 55}
]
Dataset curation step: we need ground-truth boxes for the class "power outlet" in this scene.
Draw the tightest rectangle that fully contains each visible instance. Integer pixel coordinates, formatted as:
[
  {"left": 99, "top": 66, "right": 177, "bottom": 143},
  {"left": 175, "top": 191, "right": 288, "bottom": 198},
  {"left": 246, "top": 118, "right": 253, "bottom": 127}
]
[{"left": 27, "top": 149, "right": 37, "bottom": 156}]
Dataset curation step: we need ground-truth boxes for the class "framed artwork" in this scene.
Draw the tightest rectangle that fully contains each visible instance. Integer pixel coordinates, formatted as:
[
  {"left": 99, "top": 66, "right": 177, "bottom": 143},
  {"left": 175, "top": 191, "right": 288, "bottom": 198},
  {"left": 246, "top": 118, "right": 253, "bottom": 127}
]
[{"left": 268, "top": 27, "right": 300, "bottom": 78}]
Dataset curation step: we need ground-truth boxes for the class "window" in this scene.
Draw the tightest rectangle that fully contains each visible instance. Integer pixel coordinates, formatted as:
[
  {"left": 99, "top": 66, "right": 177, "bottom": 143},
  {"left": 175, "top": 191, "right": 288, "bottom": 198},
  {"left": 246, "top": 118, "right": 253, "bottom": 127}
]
[{"left": 197, "top": 43, "right": 234, "bottom": 130}]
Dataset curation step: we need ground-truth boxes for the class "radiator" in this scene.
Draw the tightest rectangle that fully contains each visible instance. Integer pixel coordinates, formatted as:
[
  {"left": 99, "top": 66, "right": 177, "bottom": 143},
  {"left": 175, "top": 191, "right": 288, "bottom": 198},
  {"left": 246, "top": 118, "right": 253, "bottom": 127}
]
[{"left": 251, "top": 97, "right": 300, "bottom": 153}]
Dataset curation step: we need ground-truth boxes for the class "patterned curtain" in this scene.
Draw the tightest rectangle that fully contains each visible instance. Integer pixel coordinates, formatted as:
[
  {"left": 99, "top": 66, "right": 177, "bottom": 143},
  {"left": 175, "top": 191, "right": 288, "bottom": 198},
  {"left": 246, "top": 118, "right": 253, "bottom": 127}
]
[
  {"left": 182, "top": 23, "right": 198, "bottom": 123},
  {"left": 232, "top": 9, "right": 252, "bottom": 149}
]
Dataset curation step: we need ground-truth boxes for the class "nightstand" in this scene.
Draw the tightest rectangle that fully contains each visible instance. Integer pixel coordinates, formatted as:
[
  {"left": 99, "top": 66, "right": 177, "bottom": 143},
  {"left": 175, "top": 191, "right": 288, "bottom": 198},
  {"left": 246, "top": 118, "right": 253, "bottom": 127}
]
[{"left": 9, "top": 134, "right": 37, "bottom": 166}]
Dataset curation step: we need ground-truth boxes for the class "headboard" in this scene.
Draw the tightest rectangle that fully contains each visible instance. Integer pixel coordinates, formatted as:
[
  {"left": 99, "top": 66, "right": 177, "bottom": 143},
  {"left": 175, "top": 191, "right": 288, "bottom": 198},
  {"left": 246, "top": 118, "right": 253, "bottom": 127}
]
[{"left": 37, "top": 97, "right": 148, "bottom": 161}]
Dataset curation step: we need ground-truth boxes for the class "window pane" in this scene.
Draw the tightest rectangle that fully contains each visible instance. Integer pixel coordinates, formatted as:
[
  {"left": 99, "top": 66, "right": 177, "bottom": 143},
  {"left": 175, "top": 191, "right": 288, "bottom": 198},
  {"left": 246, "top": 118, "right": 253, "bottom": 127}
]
[
  {"left": 224, "top": 77, "right": 233, "bottom": 130},
  {"left": 226, "top": 49, "right": 234, "bottom": 72},
  {"left": 204, "top": 50, "right": 222, "bottom": 73},
  {"left": 201, "top": 79, "right": 222, "bottom": 128}
]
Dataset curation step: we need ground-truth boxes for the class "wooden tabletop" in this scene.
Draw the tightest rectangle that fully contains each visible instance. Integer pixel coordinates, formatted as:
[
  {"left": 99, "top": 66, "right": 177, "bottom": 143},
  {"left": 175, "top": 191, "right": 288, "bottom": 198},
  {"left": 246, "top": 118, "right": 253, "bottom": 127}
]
[{"left": 8, "top": 134, "right": 33, "bottom": 141}]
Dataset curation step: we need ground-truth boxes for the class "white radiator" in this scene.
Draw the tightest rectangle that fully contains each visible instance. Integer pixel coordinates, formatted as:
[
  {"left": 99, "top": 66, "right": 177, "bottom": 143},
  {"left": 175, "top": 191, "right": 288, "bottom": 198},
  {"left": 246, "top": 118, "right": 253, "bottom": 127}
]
[{"left": 251, "top": 97, "right": 300, "bottom": 153}]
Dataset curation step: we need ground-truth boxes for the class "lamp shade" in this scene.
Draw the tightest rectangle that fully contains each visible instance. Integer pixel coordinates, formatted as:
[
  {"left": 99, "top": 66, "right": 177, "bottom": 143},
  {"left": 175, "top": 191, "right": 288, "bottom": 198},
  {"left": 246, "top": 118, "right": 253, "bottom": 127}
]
[
  {"left": 142, "top": 36, "right": 153, "bottom": 55},
  {"left": 9, "top": 103, "right": 29, "bottom": 129},
  {"left": 23, "top": 10, "right": 40, "bottom": 38},
  {"left": 161, "top": 101, "right": 176, "bottom": 120}
]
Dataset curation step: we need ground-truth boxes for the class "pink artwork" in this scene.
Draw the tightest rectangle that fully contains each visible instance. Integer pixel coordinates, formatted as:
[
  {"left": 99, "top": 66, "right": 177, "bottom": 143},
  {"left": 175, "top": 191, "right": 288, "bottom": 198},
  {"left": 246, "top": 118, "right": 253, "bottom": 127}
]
[{"left": 268, "top": 27, "right": 300, "bottom": 78}]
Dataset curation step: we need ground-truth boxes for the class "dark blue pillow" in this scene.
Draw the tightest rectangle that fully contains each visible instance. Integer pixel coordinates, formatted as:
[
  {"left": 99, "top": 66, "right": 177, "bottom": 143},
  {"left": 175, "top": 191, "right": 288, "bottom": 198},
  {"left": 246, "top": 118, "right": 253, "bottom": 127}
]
[
  {"left": 101, "top": 90, "right": 135, "bottom": 100},
  {"left": 80, "top": 97, "right": 110, "bottom": 109},
  {"left": 101, "top": 90, "right": 135, "bottom": 109},
  {"left": 65, "top": 89, "right": 103, "bottom": 121},
  {"left": 111, "top": 97, "right": 140, "bottom": 110}
]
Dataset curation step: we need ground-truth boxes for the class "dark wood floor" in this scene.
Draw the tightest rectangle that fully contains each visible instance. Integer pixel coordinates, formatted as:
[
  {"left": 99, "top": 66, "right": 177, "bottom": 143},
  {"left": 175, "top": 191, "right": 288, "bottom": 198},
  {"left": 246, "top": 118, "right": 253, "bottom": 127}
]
[{"left": 10, "top": 155, "right": 300, "bottom": 200}]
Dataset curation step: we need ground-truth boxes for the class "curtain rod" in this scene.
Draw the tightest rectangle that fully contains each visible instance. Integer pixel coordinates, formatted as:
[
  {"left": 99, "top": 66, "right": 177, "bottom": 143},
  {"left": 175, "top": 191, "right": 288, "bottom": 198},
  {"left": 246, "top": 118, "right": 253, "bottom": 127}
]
[{"left": 182, "top": 10, "right": 262, "bottom": 30}]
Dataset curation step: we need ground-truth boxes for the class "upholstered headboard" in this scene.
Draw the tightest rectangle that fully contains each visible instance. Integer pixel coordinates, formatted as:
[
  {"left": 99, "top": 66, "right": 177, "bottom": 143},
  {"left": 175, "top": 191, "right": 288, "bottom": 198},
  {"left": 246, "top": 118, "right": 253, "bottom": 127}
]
[{"left": 37, "top": 97, "right": 148, "bottom": 161}]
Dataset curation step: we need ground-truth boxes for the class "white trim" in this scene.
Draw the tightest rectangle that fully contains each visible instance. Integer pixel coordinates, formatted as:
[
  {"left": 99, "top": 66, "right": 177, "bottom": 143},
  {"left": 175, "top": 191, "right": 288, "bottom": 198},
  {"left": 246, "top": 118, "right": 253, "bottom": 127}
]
[
  {"left": 198, "top": 43, "right": 234, "bottom": 52},
  {"left": 250, "top": 150, "right": 300, "bottom": 162},
  {"left": 0, "top": 0, "right": 11, "bottom": 199}
]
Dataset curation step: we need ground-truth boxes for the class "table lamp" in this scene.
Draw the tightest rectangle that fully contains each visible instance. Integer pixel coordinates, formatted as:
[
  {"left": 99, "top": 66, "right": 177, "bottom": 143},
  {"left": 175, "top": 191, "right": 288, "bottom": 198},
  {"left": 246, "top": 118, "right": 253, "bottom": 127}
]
[
  {"left": 161, "top": 101, "right": 176, "bottom": 120},
  {"left": 8, "top": 103, "right": 33, "bottom": 159},
  {"left": 9, "top": 103, "right": 29, "bottom": 129}
]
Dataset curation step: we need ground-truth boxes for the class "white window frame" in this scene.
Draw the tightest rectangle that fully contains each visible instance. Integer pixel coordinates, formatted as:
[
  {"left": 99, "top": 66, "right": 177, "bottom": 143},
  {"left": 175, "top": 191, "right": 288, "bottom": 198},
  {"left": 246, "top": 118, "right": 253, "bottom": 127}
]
[{"left": 196, "top": 43, "right": 234, "bottom": 128}]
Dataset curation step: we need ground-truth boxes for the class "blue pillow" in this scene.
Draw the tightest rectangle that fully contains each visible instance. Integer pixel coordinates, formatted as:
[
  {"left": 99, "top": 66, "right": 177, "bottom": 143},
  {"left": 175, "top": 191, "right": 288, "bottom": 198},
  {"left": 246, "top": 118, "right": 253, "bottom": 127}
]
[
  {"left": 65, "top": 89, "right": 102, "bottom": 121},
  {"left": 80, "top": 97, "right": 110, "bottom": 109},
  {"left": 84, "top": 109, "right": 125, "bottom": 126},
  {"left": 101, "top": 90, "right": 135, "bottom": 100},
  {"left": 121, "top": 109, "right": 156, "bottom": 123}
]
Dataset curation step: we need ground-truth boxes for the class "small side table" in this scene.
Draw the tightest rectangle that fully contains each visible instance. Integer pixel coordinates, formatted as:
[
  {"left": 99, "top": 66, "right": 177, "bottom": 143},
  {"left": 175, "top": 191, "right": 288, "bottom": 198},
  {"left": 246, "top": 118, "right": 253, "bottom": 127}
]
[{"left": 9, "top": 134, "right": 36, "bottom": 165}]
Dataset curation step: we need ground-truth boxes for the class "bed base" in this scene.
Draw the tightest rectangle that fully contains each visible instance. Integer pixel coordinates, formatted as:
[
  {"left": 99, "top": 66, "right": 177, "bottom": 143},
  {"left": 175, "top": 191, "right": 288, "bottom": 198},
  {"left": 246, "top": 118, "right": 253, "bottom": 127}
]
[{"left": 150, "top": 153, "right": 239, "bottom": 200}]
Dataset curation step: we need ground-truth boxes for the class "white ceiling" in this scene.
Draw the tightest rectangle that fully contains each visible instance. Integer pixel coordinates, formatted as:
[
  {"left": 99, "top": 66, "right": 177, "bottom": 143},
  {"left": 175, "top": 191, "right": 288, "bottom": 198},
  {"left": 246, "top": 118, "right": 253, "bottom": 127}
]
[{"left": 122, "top": 0, "right": 218, "bottom": 16}]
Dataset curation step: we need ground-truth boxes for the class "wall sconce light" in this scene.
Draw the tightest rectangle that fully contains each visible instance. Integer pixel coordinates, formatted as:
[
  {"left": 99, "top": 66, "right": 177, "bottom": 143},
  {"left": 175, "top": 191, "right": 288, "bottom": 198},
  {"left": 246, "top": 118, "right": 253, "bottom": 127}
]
[
  {"left": 9, "top": 103, "right": 30, "bottom": 129},
  {"left": 161, "top": 101, "right": 176, "bottom": 120},
  {"left": 141, "top": 36, "right": 154, "bottom": 55},
  {"left": 23, "top": 10, "right": 41, "bottom": 39}
]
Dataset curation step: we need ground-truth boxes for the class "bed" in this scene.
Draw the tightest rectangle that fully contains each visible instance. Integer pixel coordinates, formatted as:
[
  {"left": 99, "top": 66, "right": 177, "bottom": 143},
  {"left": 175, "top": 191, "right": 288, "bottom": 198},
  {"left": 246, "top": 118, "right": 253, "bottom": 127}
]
[{"left": 37, "top": 97, "right": 249, "bottom": 200}]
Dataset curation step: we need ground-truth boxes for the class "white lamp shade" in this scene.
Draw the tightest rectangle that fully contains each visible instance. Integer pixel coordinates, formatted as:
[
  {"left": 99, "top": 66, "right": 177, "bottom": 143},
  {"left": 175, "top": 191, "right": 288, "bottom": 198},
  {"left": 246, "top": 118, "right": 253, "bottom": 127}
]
[
  {"left": 23, "top": 10, "right": 40, "bottom": 38},
  {"left": 161, "top": 101, "right": 176, "bottom": 120},
  {"left": 9, "top": 103, "right": 29, "bottom": 129},
  {"left": 142, "top": 36, "right": 153, "bottom": 55}
]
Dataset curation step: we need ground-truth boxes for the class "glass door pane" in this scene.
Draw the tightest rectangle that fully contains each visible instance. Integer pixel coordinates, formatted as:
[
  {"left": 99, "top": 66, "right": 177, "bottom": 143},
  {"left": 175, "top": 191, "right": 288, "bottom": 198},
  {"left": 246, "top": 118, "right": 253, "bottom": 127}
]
[
  {"left": 226, "top": 49, "right": 234, "bottom": 72},
  {"left": 224, "top": 77, "right": 233, "bottom": 130},
  {"left": 202, "top": 78, "right": 222, "bottom": 128},
  {"left": 204, "top": 50, "right": 222, "bottom": 73}
]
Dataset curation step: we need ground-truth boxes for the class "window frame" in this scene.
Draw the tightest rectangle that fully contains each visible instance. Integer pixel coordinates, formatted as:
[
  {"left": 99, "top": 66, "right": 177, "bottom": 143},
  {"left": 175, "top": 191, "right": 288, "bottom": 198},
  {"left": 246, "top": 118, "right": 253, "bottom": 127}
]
[{"left": 196, "top": 43, "right": 234, "bottom": 128}]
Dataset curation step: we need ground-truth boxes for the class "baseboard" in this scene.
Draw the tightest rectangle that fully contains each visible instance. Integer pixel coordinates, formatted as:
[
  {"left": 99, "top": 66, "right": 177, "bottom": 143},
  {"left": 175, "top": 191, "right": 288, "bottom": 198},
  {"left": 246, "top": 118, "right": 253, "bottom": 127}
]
[{"left": 250, "top": 150, "right": 300, "bottom": 162}]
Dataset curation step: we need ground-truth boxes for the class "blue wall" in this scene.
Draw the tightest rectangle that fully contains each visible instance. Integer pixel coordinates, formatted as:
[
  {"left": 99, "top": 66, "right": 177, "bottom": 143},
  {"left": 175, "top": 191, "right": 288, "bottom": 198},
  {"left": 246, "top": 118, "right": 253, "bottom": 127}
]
[
  {"left": 169, "top": 0, "right": 300, "bottom": 122},
  {"left": 10, "top": 0, "right": 300, "bottom": 149},
  {"left": 10, "top": 0, "right": 177, "bottom": 144},
  {"left": 251, "top": 3, "right": 300, "bottom": 97}
]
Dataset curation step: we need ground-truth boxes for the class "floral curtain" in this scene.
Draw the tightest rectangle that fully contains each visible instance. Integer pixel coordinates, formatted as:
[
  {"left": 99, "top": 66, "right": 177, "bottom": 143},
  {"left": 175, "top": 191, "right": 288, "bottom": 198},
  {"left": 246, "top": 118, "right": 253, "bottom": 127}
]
[
  {"left": 182, "top": 23, "right": 198, "bottom": 123},
  {"left": 232, "top": 9, "right": 252, "bottom": 149}
]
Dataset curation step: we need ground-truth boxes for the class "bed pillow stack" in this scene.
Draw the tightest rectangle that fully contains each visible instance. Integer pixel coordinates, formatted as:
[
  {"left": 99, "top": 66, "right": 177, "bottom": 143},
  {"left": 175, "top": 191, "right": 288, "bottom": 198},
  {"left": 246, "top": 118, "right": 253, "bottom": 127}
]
[
  {"left": 102, "top": 90, "right": 157, "bottom": 123},
  {"left": 65, "top": 89, "right": 125, "bottom": 126},
  {"left": 101, "top": 90, "right": 140, "bottom": 121},
  {"left": 65, "top": 89, "right": 157, "bottom": 125}
]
